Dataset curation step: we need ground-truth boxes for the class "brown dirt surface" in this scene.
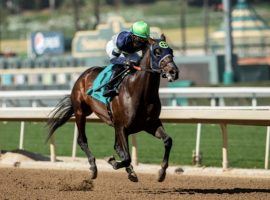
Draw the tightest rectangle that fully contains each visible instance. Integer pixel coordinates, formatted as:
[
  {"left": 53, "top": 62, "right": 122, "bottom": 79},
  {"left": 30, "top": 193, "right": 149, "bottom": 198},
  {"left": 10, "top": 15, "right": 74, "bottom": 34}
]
[{"left": 0, "top": 167, "right": 270, "bottom": 200}]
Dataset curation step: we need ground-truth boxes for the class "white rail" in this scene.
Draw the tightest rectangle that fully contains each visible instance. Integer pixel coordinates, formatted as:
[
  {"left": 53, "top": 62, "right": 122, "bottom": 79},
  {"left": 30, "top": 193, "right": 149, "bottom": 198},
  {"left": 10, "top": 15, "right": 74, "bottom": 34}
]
[
  {"left": 159, "top": 87, "right": 270, "bottom": 106},
  {"left": 0, "top": 90, "right": 69, "bottom": 99},
  {"left": 159, "top": 87, "right": 270, "bottom": 97},
  {"left": 0, "top": 106, "right": 269, "bottom": 170},
  {"left": 1, "top": 87, "right": 270, "bottom": 107}
]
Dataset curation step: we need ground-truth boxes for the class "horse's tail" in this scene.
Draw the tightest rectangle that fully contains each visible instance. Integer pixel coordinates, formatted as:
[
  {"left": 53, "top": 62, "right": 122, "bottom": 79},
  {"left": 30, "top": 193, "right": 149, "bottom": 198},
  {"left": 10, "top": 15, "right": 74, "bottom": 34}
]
[{"left": 46, "top": 95, "right": 74, "bottom": 143}]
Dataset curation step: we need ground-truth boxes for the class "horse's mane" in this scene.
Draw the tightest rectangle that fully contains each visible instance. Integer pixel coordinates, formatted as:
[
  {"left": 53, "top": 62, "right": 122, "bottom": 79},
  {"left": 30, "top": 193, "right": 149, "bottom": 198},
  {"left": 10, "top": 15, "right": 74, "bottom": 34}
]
[{"left": 140, "top": 37, "right": 156, "bottom": 59}]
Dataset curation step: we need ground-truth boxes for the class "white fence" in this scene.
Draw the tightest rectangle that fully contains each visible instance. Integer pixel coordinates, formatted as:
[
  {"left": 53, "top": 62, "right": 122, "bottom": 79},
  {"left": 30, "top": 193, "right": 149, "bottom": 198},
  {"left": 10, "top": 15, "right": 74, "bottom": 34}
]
[
  {"left": 1, "top": 106, "right": 270, "bottom": 170},
  {"left": 159, "top": 87, "right": 270, "bottom": 106},
  {"left": 1, "top": 88, "right": 270, "bottom": 170},
  {"left": 1, "top": 87, "right": 270, "bottom": 107}
]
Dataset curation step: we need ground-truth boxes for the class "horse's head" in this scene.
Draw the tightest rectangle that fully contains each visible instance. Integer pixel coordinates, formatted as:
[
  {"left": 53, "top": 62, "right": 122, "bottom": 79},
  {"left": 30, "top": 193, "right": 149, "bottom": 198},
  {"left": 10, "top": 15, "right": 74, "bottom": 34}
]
[{"left": 147, "top": 34, "right": 179, "bottom": 82}]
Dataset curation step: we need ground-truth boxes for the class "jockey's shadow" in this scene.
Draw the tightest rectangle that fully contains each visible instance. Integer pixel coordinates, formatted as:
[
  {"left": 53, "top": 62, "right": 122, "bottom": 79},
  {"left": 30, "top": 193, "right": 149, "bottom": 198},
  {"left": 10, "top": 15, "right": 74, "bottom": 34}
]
[{"left": 135, "top": 188, "right": 270, "bottom": 195}]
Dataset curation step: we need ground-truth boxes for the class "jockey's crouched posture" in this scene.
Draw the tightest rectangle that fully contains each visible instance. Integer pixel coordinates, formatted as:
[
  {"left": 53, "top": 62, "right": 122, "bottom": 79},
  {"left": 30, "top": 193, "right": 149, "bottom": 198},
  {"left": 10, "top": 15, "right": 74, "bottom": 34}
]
[{"left": 103, "top": 21, "right": 150, "bottom": 97}]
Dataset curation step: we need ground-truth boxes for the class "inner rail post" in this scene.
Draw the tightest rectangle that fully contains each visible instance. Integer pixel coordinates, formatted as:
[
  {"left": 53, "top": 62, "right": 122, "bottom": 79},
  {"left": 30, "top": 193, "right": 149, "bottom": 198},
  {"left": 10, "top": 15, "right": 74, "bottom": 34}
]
[
  {"left": 131, "top": 135, "right": 138, "bottom": 166},
  {"left": 220, "top": 123, "right": 229, "bottom": 170},
  {"left": 19, "top": 121, "right": 25, "bottom": 149},
  {"left": 195, "top": 123, "right": 202, "bottom": 166},
  {"left": 265, "top": 126, "right": 270, "bottom": 169},
  {"left": 72, "top": 124, "right": 78, "bottom": 160},
  {"left": 50, "top": 135, "right": 56, "bottom": 162}
]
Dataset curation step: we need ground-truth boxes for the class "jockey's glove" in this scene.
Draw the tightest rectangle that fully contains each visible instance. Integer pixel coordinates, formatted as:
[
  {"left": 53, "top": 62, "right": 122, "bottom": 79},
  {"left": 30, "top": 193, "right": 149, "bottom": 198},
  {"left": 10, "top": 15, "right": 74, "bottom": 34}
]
[
  {"left": 125, "top": 59, "right": 139, "bottom": 67},
  {"left": 124, "top": 61, "right": 135, "bottom": 68}
]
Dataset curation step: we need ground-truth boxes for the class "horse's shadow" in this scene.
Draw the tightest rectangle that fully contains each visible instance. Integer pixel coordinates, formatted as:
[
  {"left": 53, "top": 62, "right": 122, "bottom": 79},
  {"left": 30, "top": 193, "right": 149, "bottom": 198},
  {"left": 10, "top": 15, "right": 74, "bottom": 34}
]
[{"left": 135, "top": 188, "right": 270, "bottom": 195}]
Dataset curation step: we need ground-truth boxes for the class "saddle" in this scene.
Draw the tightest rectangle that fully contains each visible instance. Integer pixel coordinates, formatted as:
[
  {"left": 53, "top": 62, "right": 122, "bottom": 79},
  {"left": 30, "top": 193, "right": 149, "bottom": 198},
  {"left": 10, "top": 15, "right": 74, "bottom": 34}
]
[{"left": 86, "top": 64, "right": 132, "bottom": 104}]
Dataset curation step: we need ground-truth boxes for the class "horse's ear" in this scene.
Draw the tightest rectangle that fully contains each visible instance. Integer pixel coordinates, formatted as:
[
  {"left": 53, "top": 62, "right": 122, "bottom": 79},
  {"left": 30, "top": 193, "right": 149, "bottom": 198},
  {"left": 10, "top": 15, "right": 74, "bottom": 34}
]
[{"left": 161, "top": 34, "right": 166, "bottom": 41}]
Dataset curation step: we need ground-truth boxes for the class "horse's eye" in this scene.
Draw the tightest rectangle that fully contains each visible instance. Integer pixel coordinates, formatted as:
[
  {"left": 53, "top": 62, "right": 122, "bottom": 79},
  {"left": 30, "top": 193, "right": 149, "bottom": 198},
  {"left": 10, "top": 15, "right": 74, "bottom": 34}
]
[{"left": 154, "top": 49, "right": 161, "bottom": 57}]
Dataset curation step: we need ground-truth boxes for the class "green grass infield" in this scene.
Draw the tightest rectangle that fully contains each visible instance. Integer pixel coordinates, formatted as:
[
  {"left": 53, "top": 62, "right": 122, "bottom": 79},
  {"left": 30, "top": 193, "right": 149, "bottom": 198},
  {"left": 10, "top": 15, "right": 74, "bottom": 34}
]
[{"left": 0, "top": 121, "right": 267, "bottom": 169}]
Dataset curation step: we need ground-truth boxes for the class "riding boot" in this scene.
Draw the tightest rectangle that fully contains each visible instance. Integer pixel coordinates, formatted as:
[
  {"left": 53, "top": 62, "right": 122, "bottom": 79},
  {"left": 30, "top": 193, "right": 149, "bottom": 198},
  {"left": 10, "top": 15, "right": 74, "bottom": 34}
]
[{"left": 103, "top": 65, "right": 122, "bottom": 97}]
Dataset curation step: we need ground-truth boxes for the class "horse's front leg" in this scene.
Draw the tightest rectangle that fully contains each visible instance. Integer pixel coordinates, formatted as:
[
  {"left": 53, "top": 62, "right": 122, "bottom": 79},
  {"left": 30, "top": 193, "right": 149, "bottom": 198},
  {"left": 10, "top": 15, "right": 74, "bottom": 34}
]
[
  {"left": 145, "top": 120, "right": 172, "bottom": 182},
  {"left": 107, "top": 127, "right": 138, "bottom": 182}
]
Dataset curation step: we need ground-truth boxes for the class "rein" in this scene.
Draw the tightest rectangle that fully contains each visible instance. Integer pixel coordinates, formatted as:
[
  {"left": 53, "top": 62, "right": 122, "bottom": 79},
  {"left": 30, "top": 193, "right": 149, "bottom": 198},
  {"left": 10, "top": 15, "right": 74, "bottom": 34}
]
[{"left": 133, "top": 65, "right": 161, "bottom": 73}]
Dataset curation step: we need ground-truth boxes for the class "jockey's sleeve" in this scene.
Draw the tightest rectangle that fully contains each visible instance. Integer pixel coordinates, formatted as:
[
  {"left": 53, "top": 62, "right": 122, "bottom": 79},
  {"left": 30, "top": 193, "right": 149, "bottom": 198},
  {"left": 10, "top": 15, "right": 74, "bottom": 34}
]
[
  {"left": 110, "top": 57, "right": 127, "bottom": 65},
  {"left": 106, "top": 34, "right": 121, "bottom": 59}
]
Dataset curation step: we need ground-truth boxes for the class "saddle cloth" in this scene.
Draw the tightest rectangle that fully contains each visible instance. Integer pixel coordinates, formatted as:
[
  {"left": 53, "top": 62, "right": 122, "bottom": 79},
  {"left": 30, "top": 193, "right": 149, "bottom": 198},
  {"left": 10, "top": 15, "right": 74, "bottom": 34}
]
[{"left": 86, "top": 64, "right": 114, "bottom": 105}]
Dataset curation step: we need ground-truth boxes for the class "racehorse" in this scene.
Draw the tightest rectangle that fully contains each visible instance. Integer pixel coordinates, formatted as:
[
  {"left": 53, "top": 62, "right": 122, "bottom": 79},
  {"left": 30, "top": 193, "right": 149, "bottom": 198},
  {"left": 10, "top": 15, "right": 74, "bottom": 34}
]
[{"left": 47, "top": 34, "right": 179, "bottom": 182}]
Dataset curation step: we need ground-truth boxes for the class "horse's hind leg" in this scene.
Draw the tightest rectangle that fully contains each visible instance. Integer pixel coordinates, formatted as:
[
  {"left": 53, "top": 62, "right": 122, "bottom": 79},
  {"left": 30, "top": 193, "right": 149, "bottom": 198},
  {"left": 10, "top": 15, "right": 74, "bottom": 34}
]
[
  {"left": 75, "top": 111, "right": 97, "bottom": 179},
  {"left": 107, "top": 126, "right": 138, "bottom": 182},
  {"left": 145, "top": 120, "right": 172, "bottom": 182}
]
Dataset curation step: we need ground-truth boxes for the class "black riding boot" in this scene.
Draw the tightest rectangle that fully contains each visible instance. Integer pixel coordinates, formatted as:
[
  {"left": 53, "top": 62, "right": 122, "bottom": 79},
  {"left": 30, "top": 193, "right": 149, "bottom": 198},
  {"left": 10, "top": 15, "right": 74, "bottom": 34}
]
[{"left": 103, "top": 65, "right": 122, "bottom": 97}]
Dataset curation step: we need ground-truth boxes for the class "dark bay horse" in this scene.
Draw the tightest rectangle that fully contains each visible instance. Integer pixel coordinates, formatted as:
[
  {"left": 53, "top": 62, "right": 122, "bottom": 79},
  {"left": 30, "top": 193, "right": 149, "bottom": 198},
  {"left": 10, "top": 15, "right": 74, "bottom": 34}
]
[{"left": 47, "top": 34, "right": 179, "bottom": 182}]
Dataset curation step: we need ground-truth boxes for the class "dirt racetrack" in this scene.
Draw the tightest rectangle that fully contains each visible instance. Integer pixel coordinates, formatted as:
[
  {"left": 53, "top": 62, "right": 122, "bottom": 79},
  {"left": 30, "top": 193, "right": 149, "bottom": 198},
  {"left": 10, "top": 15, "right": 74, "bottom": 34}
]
[{"left": 0, "top": 167, "right": 270, "bottom": 200}]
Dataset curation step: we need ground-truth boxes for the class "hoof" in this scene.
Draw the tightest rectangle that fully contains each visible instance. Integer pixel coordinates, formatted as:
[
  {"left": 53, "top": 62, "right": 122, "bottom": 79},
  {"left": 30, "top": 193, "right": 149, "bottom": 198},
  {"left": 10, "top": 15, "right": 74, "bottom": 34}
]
[
  {"left": 126, "top": 166, "right": 138, "bottom": 182},
  {"left": 90, "top": 166, "right": 98, "bottom": 179},
  {"left": 106, "top": 156, "right": 115, "bottom": 163},
  {"left": 106, "top": 156, "right": 117, "bottom": 169},
  {"left": 157, "top": 168, "right": 166, "bottom": 182},
  {"left": 128, "top": 173, "right": 138, "bottom": 182}
]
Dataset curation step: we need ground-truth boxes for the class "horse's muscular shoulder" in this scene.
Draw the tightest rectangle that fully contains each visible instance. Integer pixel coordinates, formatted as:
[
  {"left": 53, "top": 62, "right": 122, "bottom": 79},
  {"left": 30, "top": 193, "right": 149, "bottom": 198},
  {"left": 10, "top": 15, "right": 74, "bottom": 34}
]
[
  {"left": 72, "top": 66, "right": 103, "bottom": 98},
  {"left": 80, "top": 66, "right": 102, "bottom": 87}
]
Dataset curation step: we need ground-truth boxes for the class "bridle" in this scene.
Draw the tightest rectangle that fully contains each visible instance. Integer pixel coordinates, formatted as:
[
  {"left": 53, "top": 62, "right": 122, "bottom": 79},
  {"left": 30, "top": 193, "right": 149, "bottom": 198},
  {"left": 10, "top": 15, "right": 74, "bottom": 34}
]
[{"left": 133, "top": 41, "right": 174, "bottom": 75}]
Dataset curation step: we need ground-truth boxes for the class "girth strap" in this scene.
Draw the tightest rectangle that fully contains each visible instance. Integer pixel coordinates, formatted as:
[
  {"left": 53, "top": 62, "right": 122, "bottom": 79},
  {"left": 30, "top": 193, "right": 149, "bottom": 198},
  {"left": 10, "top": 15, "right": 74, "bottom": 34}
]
[{"left": 107, "top": 103, "right": 114, "bottom": 125}]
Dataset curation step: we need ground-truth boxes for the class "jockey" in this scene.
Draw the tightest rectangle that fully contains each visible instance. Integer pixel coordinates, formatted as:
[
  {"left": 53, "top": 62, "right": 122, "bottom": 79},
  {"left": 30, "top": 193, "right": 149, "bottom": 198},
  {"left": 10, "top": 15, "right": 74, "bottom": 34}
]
[{"left": 103, "top": 20, "right": 150, "bottom": 97}]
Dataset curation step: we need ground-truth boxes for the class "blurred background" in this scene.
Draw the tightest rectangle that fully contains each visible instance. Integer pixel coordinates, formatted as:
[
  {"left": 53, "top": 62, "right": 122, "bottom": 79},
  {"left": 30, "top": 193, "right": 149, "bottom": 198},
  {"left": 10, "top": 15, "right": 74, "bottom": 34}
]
[{"left": 0, "top": 0, "right": 270, "bottom": 90}]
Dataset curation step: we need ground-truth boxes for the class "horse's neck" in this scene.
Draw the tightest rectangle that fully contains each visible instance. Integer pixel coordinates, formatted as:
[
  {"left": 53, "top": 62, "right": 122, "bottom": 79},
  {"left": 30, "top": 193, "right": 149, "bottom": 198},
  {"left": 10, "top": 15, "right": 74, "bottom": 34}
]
[
  {"left": 133, "top": 49, "right": 160, "bottom": 100},
  {"left": 140, "top": 70, "right": 160, "bottom": 96}
]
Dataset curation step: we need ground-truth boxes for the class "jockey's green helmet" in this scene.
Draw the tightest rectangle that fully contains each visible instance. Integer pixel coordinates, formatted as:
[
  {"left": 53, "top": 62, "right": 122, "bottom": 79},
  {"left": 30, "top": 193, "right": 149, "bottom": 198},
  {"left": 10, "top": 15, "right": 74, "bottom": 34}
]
[{"left": 131, "top": 21, "right": 150, "bottom": 39}]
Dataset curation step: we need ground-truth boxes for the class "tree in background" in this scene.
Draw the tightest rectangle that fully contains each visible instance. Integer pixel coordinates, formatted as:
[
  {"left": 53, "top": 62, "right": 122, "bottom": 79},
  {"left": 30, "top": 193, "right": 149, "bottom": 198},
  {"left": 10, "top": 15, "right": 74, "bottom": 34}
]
[
  {"left": 204, "top": 0, "right": 209, "bottom": 54},
  {"left": 0, "top": 7, "right": 9, "bottom": 52},
  {"left": 105, "top": 0, "right": 155, "bottom": 5},
  {"left": 93, "top": 0, "right": 100, "bottom": 29},
  {"left": 180, "top": 0, "right": 187, "bottom": 54},
  {"left": 188, "top": 0, "right": 269, "bottom": 6},
  {"left": 122, "top": 0, "right": 155, "bottom": 4},
  {"left": 49, "top": 0, "right": 55, "bottom": 10},
  {"left": 2, "top": 0, "right": 63, "bottom": 11},
  {"left": 72, "top": 0, "right": 81, "bottom": 31}
]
